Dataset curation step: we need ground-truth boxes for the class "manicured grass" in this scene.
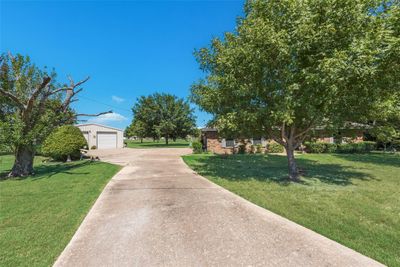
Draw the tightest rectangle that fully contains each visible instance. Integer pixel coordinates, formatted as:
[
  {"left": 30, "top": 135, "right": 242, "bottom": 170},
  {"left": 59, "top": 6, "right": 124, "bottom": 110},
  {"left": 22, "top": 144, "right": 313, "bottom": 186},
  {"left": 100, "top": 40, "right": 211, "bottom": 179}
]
[
  {"left": 0, "top": 155, "right": 121, "bottom": 267},
  {"left": 183, "top": 153, "right": 400, "bottom": 266},
  {"left": 126, "top": 138, "right": 191, "bottom": 148}
]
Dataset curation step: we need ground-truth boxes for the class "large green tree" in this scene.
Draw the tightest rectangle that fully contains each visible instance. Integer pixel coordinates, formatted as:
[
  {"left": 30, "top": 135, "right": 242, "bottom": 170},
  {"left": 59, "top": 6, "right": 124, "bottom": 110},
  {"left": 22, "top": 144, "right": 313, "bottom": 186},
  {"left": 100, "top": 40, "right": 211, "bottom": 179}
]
[
  {"left": 131, "top": 93, "right": 196, "bottom": 144},
  {"left": 191, "top": 0, "right": 400, "bottom": 181},
  {"left": 0, "top": 53, "right": 110, "bottom": 177}
]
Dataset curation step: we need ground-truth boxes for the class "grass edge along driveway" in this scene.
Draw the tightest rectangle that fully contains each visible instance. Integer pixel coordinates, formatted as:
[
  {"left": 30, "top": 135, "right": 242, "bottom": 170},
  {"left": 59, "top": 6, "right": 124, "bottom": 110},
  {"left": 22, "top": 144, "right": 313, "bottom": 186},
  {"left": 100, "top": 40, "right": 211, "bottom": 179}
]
[
  {"left": 182, "top": 153, "right": 400, "bottom": 266},
  {"left": 0, "top": 155, "right": 121, "bottom": 267}
]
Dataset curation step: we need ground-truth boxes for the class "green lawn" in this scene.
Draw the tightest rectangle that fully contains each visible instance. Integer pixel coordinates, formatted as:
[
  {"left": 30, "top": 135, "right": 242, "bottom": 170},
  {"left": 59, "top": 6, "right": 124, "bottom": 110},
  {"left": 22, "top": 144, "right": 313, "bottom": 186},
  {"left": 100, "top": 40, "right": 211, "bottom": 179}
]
[
  {"left": 0, "top": 155, "right": 121, "bottom": 267},
  {"left": 183, "top": 153, "right": 400, "bottom": 266},
  {"left": 126, "top": 138, "right": 191, "bottom": 148}
]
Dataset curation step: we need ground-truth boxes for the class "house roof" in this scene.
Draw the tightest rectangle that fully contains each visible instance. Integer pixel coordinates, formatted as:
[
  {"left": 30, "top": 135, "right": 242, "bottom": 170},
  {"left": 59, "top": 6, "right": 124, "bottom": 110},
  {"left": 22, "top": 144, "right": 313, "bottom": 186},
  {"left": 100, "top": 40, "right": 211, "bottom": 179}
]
[
  {"left": 75, "top": 123, "right": 123, "bottom": 132},
  {"left": 201, "top": 127, "right": 218, "bottom": 132}
]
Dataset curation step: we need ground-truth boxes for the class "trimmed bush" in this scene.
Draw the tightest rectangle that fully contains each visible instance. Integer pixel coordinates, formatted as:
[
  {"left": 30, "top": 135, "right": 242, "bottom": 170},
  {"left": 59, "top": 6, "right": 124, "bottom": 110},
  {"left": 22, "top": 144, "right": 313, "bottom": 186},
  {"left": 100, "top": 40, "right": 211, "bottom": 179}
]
[
  {"left": 42, "top": 125, "right": 87, "bottom": 161},
  {"left": 324, "top": 143, "right": 337, "bottom": 153},
  {"left": 256, "top": 144, "right": 263, "bottom": 153},
  {"left": 238, "top": 143, "right": 247, "bottom": 154},
  {"left": 267, "top": 143, "right": 284, "bottom": 153},
  {"left": 91, "top": 145, "right": 97, "bottom": 150},
  {"left": 337, "top": 141, "right": 377, "bottom": 153},
  {"left": 304, "top": 142, "right": 326, "bottom": 153},
  {"left": 191, "top": 141, "right": 203, "bottom": 154}
]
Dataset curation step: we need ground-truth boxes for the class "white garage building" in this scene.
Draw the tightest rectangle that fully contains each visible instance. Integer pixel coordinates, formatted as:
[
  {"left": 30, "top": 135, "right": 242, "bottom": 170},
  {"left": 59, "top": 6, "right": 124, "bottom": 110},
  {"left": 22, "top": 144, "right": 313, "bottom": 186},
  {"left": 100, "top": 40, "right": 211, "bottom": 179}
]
[{"left": 76, "top": 124, "right": 124, "bottom": 149}]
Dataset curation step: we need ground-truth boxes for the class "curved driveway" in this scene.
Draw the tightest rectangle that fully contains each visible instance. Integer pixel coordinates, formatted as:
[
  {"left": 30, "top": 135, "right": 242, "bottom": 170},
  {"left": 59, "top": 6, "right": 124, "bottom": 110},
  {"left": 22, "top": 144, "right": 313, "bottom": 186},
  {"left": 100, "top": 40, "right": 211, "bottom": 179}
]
[{"left": 54, "top": 148, "right": 382, "bottom": 267}]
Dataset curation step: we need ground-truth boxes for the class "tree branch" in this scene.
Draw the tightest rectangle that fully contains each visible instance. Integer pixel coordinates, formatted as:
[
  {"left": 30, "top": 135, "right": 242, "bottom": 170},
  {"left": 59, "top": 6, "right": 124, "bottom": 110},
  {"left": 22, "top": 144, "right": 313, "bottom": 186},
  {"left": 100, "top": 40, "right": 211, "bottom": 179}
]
[
  {"left": 0, "top": 89, "right": 25, "bottom": 110},
  {"left": 61, "top": 76, "right": 89, "bottom": 112},
  {"left": 24, "top": 76, "right": 52, "bottom": 121}
]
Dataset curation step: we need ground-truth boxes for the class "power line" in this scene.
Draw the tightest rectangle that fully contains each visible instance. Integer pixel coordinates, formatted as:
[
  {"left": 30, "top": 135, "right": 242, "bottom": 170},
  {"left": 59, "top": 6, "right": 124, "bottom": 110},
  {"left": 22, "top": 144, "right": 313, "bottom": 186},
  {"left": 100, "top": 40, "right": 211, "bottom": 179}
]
[{"left": 78, "top": 95, "right": 132, "bottom": 113}]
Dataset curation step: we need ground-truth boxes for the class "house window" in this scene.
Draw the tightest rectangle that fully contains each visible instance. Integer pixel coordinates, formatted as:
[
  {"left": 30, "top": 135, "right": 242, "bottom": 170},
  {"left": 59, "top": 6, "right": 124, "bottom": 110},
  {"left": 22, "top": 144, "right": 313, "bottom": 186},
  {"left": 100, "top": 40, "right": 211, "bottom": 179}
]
[
  {"left": 225, "top": 139, "right": 235, "bottom": 147},
  {"left": 252, "top": 138, "right": 262, "bottom": 145}
]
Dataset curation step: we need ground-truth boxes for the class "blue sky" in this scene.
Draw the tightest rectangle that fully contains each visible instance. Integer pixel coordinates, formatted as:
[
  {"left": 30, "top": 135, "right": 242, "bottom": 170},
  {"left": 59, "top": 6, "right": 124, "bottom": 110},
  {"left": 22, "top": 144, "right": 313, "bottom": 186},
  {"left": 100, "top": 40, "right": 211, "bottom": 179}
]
[{"left": 1, "top": 0, "right": 244, "bottom": 129}]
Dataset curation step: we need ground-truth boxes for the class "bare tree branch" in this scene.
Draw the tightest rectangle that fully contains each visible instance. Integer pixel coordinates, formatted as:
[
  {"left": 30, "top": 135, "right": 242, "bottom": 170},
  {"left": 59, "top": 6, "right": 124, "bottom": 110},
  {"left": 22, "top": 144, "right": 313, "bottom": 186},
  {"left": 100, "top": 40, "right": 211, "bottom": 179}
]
[
  {"left": 61, "top": 76, "right": 89, "bottom": 112},
  {"left": 23, "top": 77, "right": 52, "bottom": 121}
]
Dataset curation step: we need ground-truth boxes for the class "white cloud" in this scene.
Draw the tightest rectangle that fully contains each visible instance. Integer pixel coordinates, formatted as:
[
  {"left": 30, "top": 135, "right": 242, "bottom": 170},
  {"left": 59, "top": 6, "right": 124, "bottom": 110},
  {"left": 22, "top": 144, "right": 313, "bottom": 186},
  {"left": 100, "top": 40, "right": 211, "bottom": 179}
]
[
  {"left": 88, "top": 112, "right": 127, "bottom": 123},
  {"left": 112, "top": 95, "right": 125, "bottom": 103}
]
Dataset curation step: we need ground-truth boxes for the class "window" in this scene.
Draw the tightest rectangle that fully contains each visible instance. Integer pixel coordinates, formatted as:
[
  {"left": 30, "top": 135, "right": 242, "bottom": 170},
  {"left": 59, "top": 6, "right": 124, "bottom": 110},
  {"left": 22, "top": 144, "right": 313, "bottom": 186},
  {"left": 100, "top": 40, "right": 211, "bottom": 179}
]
[
  {"left": 225, "top": 139, "right": 235, "bottom": 147},
  {"left": 252, "top": 138, "right": 262, "bottom": 145}
]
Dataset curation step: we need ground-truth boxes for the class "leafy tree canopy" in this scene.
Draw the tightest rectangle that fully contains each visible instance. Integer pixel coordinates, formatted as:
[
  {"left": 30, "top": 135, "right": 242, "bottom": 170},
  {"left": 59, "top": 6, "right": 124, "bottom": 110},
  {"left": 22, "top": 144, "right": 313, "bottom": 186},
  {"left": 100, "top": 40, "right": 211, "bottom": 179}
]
[
  {"left": 191, "top": 0, "right": 400, "bottom": 180},
  {"left": 131, "top": 93, "right": 196, "bottom": 144}
]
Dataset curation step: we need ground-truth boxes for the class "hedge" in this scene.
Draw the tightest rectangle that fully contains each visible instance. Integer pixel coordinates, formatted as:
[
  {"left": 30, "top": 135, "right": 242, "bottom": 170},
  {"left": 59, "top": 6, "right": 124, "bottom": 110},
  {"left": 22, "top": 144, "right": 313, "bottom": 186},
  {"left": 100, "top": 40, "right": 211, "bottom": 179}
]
[
  {"left": 266, "top": 143, "right": 284, "bottom": 153},
  {"left": 191, "top": 141, "right": 203, "bottom": 154},
  {"left": 337, "top": 141, "right": 377, "bottom": 153},
  {"left": 304, "top": 141, "right": 376, "bottom": 154}
]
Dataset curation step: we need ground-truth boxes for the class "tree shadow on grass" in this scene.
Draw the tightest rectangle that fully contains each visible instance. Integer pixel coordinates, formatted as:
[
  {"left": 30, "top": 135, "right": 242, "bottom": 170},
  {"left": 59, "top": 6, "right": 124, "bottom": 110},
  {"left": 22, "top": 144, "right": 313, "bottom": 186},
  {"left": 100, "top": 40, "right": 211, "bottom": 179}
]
[
  {"left": 333, "top": 152, "right": 400, "bottom": 168},
  {"left": 0, "top": 160, "right": 93, "bottom": 181},
  {"left": 191, "top": 154, "right": 373, "bottom": 186}
]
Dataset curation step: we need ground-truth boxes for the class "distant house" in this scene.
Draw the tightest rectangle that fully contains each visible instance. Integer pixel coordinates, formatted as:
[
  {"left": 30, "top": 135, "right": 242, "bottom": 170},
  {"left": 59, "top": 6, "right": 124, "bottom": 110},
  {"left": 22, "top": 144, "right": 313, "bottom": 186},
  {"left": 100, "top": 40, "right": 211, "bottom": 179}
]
[
  {"left": 201, "top": 125, "right": 365, "bottom": 154},
  {"left": 76, "top": 124, "right": 124, "bottom": 149}
]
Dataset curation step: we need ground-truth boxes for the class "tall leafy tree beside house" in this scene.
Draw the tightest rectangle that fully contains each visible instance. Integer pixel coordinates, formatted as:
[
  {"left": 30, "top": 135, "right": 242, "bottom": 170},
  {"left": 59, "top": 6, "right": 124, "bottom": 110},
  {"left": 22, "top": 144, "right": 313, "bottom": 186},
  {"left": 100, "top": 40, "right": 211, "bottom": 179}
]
[
  {"left": 131, "top": 93, "right": 196, "bottom": 144},
  {"left": 0, "top": 53, "right": 110, "bottom": 177},
  {"left": 191, "top": 0, "right": 400, "bottom": 181}
]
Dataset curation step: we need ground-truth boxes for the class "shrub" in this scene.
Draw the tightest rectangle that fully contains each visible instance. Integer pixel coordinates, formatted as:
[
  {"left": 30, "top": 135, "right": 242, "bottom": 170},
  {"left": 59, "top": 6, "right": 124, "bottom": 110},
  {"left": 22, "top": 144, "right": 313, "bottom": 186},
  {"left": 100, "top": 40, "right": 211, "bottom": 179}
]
[
  {"left": 191, "top": 141, "right": 202, "bottom": 154},
  {"left": 324, "top": 143, "right": 337, "bottom": 153},
  {"left": 238, "top": 143, "right": 247, "bottom": 154},
  {"left": 42, "top": 125, "right": 87, "bottom": 161},
  {"left": 91, "top": 145, "right": 97, "bottom": 150},
  {"left": 256, "top": 144, "right": 263, "bottom": 153},
  {"left": 304, "top": 142, "right": 326, "bottom": 153},
  {"left": 250, "top": 145, "right": 256, "bottom": 154},
  {"left": 267, "top": 143, "right": 284, "bottom": 153},
  {"left": 337, "top": 141, "right": 377, "bottom": 153},
  {"left": 391, "top": 140, "right": 400, "bottom": 151}
]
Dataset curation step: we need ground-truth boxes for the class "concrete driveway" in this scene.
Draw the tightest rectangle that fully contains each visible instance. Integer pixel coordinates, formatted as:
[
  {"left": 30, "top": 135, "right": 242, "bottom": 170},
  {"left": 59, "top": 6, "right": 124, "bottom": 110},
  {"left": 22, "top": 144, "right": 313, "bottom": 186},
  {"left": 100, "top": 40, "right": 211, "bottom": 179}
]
[{"left": 54, "top": 148, "right": 382, "bottom": 267}]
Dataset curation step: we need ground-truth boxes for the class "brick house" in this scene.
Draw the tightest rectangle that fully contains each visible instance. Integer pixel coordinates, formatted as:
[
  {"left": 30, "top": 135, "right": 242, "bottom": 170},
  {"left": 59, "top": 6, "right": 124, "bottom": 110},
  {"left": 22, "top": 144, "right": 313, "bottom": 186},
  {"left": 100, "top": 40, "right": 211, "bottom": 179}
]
[
  {"left": 201, "top": 128, "right": 268, "bottom": 154},
  {"left": 201, "top": 127, "right": 365, "bottom": 154}
]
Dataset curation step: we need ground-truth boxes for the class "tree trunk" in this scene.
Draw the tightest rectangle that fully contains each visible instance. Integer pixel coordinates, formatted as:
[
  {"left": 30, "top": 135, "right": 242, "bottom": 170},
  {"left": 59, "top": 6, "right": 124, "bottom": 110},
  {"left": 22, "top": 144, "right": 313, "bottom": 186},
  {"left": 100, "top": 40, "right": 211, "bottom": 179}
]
[
  {"left": 165, "top": 135, "right": 169, "bottom": 145},
  {"left": 140, "top": 138, "right": 143, "bottom": 143},
  {"left": 9, "top": 145, "right": 35, "bottom": 177},
  {"left": 285, "top": 144, "right": 299, "bottom": 181}
]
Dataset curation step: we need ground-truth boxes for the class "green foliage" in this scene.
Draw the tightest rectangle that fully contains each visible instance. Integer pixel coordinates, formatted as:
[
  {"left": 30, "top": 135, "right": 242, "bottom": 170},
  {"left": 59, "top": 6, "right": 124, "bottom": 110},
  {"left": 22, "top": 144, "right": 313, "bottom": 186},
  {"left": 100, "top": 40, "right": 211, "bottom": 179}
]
[
  {"left": 304, "top": 142, "right": 337, "bottom": 153},
  {"left": 91, "top": 145, "right": 97, "bottom": 150},
  {"left": 191, "top": 0, "right": 400, "bottom": 178},
  {"left": 337, "top": 141, "right": 377, "bottom": 154},
  {"left": 304, "top": 142, "right": 326, "bottom": 153},
  {"left": 131, "top": 93, "right": 197, "bottom": 143},
  {"left": 324, "top": 143, "right": 338, "bottom": 153},
  {"left": 256, "top": 144, "right": 263, "bottom": 154},
  {"left": 267, "top": 143, "right": 284, "bottom": 153},
  {"left": 0, "top": 53, "right": 76, "bottom": 153},
  {"left": 238, "top": 143, "right": 247, "bottom": 154},
  {"left": 42, "top": 126, "right": 87, "bottom": 161},
  {"left": 191, "top": 141, "right": 203, "bottom": 154},
  {"left": 304, "top": 141, "right": 376, "bottom": 154}
]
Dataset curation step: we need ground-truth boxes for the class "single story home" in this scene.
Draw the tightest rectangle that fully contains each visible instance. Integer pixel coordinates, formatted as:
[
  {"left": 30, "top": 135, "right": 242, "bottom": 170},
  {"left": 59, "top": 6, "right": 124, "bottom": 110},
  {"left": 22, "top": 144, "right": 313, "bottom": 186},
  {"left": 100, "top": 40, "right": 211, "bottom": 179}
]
[
  {"left": 76, "top": 123, "right": 124, "bottom": 149},
  {"left": 201, "top": 126, "right": 365, "bottom": 154}
]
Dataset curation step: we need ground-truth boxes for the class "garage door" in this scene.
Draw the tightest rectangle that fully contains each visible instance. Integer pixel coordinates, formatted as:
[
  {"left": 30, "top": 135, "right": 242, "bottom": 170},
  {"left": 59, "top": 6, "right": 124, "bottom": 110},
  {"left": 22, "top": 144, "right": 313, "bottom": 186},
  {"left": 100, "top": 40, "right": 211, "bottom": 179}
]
[{"left": 97, "top": 132, "right": 117, "bottom": 149}]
